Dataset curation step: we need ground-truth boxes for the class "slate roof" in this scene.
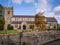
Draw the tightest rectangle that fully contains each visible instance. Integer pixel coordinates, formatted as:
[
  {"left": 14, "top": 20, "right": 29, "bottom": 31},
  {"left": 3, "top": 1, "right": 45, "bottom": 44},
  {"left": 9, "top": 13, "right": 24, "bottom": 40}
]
[
  {"left": 13, "top": 15, "right": 35, "bottom": 18},
  {"left": 26, "top": 21, "right": 34, "bottom": 24},
  {"left": 46, "top": 17, "right": 57, "bottom": 22},
  {"left": 11, "top": 21, "right": 34, "bottom": 24},
  {"left": 11, "top": 21, "right": 22, "bottom": 24}
]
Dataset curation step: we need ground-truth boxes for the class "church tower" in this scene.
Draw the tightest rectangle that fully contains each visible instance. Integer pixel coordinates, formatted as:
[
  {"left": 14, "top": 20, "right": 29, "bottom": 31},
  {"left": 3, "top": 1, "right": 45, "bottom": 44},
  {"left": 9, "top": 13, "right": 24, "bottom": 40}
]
[{"left": 4, "top": 7, "right": 13, "bottom": 30}]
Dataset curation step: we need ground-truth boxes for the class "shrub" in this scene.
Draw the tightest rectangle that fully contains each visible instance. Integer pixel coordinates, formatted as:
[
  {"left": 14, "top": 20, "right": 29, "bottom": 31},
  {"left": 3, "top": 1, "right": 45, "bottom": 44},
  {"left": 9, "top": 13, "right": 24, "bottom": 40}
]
[
  {"left": 29, "top": 24, "right": 34, "bottom": 30},
  {"left": 0, "top": 19, "right": 5, "bottom": 30},
  {"left": 0, "top": 26, "right": 3, "bottom": 30},
  {"left": 57, "top": 27, "right": 60, "bottom": 30},
  {"left": 7, "top": 24, "right": 14, "bottom": 30}
]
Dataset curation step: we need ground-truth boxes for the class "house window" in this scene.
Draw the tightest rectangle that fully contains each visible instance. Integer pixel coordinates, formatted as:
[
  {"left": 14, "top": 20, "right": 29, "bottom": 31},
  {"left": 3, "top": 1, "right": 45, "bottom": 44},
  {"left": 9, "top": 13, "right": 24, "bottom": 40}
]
[
  {"left": 15, "top": 18, "right": 18, "bottom": 21},
  {"left": 18, "top": 25, "right": 21, "bottom": 29},
  {"left": 15, "top": 24, "right": 18, "bottom": 28},
  {"left": 28, "top": 18, "right": 30, "bottom": 21},
  {"left": 15, "top": 18, "right": 16, "bottom": 21},
  {"left": 29, "top": 18, "right": 31, "bottom": 21}
]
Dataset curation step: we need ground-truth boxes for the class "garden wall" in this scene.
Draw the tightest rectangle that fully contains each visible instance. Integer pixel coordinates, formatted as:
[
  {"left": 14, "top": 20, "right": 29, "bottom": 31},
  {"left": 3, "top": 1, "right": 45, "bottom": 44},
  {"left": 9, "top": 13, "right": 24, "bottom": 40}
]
[{"left": 0, "top": 31, "right": 60, "bottom": 45}]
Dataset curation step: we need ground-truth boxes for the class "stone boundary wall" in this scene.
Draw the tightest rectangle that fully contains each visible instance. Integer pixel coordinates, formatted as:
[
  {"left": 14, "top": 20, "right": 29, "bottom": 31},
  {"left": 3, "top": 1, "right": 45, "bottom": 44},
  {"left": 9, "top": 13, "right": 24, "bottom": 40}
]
[{"left": 0, "top": 31, "right": 60, "bottom": 45}]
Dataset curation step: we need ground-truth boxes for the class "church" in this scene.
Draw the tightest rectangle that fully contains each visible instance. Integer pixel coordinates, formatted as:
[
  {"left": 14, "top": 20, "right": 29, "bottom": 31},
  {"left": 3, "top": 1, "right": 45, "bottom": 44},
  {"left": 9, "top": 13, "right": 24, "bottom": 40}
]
[{"left": 0, "top": 5, "right": 58, "bottom": 30}]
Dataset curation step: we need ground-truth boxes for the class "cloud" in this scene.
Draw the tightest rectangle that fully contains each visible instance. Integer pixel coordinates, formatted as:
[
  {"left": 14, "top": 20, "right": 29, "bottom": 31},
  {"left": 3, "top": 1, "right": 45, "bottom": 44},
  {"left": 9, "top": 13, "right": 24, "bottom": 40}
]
[
  {"left": 44, "top": 12, "right": 55, "bottom": 17},
  {"left": 44, "top": 12, "right": 60, "bottom": 18},
  {"left": 11, "top": 0, "right": 52, "bottom": 13},
  {"left": 54, "top": 5, "right": 60, "bottom": 15},
  {"left": 12, "top": 0, "right": 35, "bottom": 4},
  {"left": 24, "top": 0, "right": 34, "bottom": 3},
  {"left": 12, "top": 0, "right": 23, "bottom": 4},
  {"left": 34, "top": 0, "right": 60, "bottom": 18},
  {"left": 11, "top": 0, "right": 60, "bottom": 18},
  {"left": 34, "top": 0, "right": 52, "bottom": 13},
  {"left": 50, "top": 5, "right": 60, "bottom": 18}
]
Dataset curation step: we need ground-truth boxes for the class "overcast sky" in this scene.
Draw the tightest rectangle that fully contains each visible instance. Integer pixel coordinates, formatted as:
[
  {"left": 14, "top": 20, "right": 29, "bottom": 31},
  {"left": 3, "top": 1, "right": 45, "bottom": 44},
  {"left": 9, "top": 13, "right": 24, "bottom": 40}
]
[{"left": 0, "top": 0, "right": 60, "bottom": 23}]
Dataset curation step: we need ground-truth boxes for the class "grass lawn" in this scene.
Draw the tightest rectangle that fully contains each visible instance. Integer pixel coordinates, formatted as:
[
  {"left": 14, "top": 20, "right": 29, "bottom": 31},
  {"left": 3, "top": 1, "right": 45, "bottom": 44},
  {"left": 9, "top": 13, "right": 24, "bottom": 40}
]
[
  {"left": 0, "top": 30, "right": 19, "bottom": 35},
  {"left": 0, "top": 29, "right": 60, "bottom": 35}
]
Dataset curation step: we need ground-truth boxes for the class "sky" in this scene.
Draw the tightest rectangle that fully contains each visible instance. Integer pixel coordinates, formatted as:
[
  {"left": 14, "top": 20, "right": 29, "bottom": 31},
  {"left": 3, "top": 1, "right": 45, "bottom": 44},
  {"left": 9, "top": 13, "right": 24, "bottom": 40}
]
[{"left": 0, "top": 0, "right": 60, "bottom": 23}]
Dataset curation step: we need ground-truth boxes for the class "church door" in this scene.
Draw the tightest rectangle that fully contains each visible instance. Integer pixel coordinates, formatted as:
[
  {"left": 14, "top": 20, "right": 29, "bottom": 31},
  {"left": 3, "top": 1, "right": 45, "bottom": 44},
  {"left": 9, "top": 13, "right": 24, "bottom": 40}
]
[{"left": 23, "top": 25, "right": 26, "bottom": 30}]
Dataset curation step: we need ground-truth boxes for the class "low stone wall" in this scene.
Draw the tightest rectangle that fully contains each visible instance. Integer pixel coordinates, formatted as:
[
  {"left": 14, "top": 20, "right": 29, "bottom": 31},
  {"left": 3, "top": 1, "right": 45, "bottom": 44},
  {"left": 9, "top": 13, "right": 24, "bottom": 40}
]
[{"left": 0, "top": 31, "right": 60, "bottom": 45}]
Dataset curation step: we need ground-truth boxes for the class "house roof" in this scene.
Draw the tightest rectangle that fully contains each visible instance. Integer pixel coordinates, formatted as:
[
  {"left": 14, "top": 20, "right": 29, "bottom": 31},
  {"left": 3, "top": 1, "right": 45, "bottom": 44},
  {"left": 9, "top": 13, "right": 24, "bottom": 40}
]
[
  {"left": 13, "top": 15, "right": 35, "bottom": 18},
  {"left": 11, "top": 21, "right": 34, "bottom": 24},
  {"left": 46, "top": 17, "right": 57, "bottom": 22},
  {"left": 26, "top": 21, "right": 34, "bottom": 24},
  {"left": 11, "top": 21, "right": 22, "bottom": 24}
]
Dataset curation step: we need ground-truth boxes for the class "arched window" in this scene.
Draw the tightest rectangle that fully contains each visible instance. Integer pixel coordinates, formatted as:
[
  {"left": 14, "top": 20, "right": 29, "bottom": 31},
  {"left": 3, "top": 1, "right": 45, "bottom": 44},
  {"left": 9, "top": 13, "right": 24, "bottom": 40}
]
[{"left": 8, "top": 11, "right": 10, "bottom": 14}]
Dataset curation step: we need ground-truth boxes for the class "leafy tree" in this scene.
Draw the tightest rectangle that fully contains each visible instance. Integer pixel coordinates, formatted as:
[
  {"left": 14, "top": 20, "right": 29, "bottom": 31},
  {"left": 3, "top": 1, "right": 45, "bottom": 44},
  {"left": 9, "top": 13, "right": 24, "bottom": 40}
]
[
  {"left": 0, "top": 10, "right": 2, "bottom": 14},
  {"left": 0, "top": 19, "right": 5, "bottom": 30},
  {"left": 30, "top": 24, "right": 34, "bottom": 30},
  {"left": 7, "top": 24, "right": 14, "bottom": 30},
  {"left": 0, "top": 4, "right": 3, "bottom": 14},
  {"left": 57, "top": 24, "right": 60, "bottom": 30},
  {"left": 0, "top": 4, "right": 3, "bottom": 9},
  {"left": 0, "top": 4, "right": 4, "bottom": 30},
  {"left": 35, "top": 12, "right": 47, "bottom": 30}
]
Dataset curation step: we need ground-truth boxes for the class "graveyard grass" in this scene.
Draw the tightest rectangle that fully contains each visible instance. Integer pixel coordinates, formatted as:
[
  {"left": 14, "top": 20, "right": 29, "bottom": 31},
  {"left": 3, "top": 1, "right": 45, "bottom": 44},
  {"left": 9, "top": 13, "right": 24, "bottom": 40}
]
[{"left": 0, "top": 30, "right": 19, "bottom": 35}]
